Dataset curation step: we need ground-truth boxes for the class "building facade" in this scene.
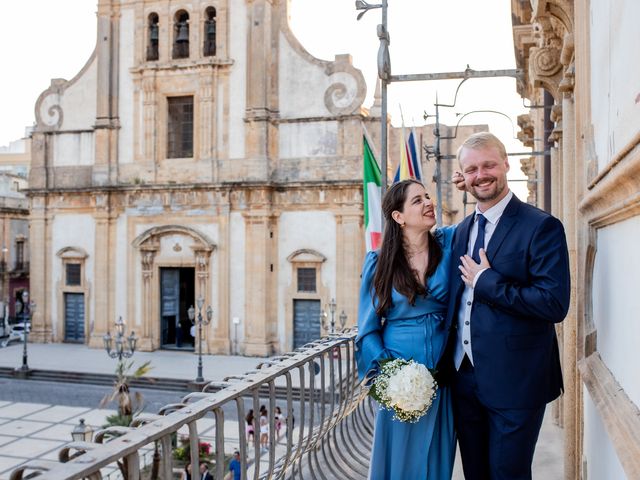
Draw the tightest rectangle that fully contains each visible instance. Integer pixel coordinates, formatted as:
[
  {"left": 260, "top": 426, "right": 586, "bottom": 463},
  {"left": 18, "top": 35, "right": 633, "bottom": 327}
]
[
  {"left": 0, "top": 140, "right": 30, "bottom": 336},
  {"left": 512, "top": 0, "right": 640, "bottom": 478},
  {"left": 29, "top": 0, "right": 472, "bottom": 357}
]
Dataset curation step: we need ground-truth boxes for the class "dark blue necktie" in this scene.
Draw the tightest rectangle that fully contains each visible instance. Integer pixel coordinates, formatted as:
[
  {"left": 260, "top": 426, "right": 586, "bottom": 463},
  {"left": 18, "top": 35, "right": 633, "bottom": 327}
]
[{"left": 472, "top": 214, "right": 487, "bottom": 263}]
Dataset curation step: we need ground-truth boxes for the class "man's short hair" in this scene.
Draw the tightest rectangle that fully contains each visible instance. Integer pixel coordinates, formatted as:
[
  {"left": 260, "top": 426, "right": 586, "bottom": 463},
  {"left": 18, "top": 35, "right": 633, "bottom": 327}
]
[{"left": 457, "top": 132, "right": 507, "bottom": 165}]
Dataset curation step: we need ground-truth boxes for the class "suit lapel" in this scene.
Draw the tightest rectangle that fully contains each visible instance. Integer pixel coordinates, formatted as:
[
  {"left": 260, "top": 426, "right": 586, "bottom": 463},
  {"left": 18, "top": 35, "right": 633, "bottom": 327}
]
[
  {"left": 451, "top": 213, "right": 474, "bottom": 296},
  {"left": 455, "top": 213, "right": 474, "bottom": 259},
  {"left": 485, "top": 195, "right": 521, "bottom": 263}
]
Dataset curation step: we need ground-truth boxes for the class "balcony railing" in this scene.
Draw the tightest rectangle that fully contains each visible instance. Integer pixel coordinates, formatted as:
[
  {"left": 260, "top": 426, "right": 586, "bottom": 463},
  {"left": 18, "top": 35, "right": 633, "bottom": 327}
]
[{"left": 10, "top": 329, "right": 375, "bottom": 480}]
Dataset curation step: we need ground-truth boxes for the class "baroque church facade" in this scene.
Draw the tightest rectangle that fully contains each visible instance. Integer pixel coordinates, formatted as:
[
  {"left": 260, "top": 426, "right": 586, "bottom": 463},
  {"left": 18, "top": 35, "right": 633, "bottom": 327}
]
[
  {"left": 28, "top": 0, "right": 472, "bottom": 357},
  {"left": 512, "top": 0, "right": 640, "bottom": 477}
]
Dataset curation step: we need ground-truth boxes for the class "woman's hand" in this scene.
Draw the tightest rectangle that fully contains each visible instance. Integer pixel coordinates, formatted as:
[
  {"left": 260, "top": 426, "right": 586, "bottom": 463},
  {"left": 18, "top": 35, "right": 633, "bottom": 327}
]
[{"left": 452, "top": 171, "right": 466, "bottom": 191}]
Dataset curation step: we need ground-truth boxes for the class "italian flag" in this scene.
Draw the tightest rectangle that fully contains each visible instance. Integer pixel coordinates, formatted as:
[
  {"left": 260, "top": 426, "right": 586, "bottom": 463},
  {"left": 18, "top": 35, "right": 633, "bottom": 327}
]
[{"left": 363, "top": 135, "right": 382, "bottom": 252}]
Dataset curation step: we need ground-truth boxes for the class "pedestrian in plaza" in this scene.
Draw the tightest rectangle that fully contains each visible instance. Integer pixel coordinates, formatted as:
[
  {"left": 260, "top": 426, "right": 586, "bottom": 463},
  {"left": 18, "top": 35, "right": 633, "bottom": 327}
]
[
  {"left": 226, "top": 450, "right": 241, "bottom": 480},
  {"left": 259, "top": 406, "right": 269, "bottom": 451},
  {"left": 274, "top": 406, "right": 284, "bottom": 440},
  {"left": 181, "top": 463, "right": 191, "bottom": 480},
  {"left": 245, "top": 409, "right": 255, "bottom": 444},
  {"left": 447, "top": 132, "right": 570, "bottom": 479},
  {"left": 356, "top": 179, "right": 457, "bottom": 479},
  {"left": 200, "top": 462, "right": 213, "bottom": 480}
]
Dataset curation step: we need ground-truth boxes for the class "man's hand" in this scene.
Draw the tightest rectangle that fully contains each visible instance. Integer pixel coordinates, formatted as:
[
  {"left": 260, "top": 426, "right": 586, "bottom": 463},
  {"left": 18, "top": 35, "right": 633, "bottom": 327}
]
[
  {"left": 452, "top": 171, "right": 465, "bottom": 191},
  {"left": 459, "top": 249, "right": 491, "bottom": 287}
]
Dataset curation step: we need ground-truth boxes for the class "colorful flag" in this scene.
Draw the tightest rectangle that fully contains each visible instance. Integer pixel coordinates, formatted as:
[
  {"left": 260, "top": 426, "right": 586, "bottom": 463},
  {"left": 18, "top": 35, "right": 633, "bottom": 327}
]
[
  {"left": 363, "top": 135, "right": 382, "bottom": 252},
  {"left": 393, "top": 127, "right": 422, "bottom": 182}
]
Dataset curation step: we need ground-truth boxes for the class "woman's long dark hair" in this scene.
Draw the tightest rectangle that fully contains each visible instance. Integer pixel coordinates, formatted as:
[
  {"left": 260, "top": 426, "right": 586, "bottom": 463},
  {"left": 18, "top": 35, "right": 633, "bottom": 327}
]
[{"left": 372, "top": 179, "right": 442, "bottom": 316}]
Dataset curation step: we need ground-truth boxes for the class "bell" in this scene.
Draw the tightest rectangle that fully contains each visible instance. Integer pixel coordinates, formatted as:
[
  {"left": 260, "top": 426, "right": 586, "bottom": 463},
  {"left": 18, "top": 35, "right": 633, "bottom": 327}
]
[
  {"left": 206, "top": 19, "right": 216, "bottom": 38},
  {"left": 150, "top": 23, "right": 159, "bottom": 42},
  {"left": 176, "top": 22, "right": 189, "bottom": 43}
]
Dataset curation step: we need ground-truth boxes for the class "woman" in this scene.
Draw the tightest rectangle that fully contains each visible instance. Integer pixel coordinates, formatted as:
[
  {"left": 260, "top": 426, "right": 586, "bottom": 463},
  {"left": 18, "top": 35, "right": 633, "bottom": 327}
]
[
  {"left": 356, "top": 179, "right": 456, "bottom": 480},
  {"left": 259, "top": 407, "right": 269, "bottom": 451},
  {"left": 245, "top": 409, "right": 255, "bottom": 443},
  {"left": 274, "top": 406, "right": 284, "bottom": 439},
  {"left": 182, "top": 463, "right": 192, "bottom": 480}
]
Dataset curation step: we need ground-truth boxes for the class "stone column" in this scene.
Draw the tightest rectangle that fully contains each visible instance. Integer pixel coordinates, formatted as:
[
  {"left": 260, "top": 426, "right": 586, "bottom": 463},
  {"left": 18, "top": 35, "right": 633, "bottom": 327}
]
[
  {"left": 28, "top": 195, "right": 52, "bottom": 343},
  {"left": 193, "top": 247, "right": 214, "bottom": 354},
  {"left": 138, "top": 246, "right": 157, "bottom": 351},
  {"left": 241, "top": 206, "right": 276, "bottom": 356},
  {"left": 561, "top": 80, "right": 578, "bottom": 480}
]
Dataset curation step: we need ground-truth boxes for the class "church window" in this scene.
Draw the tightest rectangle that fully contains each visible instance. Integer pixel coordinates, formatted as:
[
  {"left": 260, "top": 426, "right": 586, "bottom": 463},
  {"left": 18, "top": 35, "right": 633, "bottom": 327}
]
[
  {"left": 173, "top": 10, "right": 190, "bottom": 59},
  {"left": 203, "top": 7, "right": 216, "bottom": 57},
  {"left": 147, "top": 13, "right": 160, "bottom": 61},
  {"left": 15, "top": 239, "right": 24, "bottom": 271},
  {"left": 297, "top": 268, "right": 317, "bottom": 293},
  {"left": 66, "top": 263, "right": 82, "bottom": 287},
  {"left": 167, "top": 96, "right": 194, "bottom": 158}
]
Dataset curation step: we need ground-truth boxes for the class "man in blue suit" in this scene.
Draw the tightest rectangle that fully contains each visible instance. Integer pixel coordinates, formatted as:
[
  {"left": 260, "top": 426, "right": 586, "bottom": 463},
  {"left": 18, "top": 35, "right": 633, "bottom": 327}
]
[{"left": 447, "top": 132, "right": 570, "bottom": 479}]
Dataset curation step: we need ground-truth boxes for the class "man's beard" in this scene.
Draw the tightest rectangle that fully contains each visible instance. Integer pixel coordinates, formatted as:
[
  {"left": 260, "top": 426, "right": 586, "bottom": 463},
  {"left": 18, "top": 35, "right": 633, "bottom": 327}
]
[{"left": 469, "top": 177, "right": 507, "bottom": 202}]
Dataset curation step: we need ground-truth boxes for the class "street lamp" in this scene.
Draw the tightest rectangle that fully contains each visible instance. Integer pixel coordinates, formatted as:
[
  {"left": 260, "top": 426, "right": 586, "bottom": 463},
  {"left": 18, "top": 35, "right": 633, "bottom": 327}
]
[
  {"left": 103, "top": 317, "right": 137, "bottom": 361},
  {"left": 71, "top": 418, "right": 94, "bottom": 442},
  {"left": 321, "top": 298, "right": 338, "bottom": 334},
  {"left": 339, "top": 310, "right": 347, "bottom": 330},
  {"left": 187, "top": 296, "right": 213, "bottom": 383},
  {"left": 16, "top": 290, "right": 36, "bottom": 373}
]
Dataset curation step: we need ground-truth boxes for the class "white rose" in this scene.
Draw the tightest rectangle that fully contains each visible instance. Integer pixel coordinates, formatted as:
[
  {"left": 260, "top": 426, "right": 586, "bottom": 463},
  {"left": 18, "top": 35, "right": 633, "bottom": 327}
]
[{"left": 385, "top": 362, "right": 435, "bottom": 412}]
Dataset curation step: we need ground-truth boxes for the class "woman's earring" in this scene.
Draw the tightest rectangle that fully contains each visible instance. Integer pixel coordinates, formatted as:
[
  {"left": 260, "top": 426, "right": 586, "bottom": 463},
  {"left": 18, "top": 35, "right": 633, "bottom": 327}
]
[{"left": 400, "top": 223, "right": 405, "bottom": 228}]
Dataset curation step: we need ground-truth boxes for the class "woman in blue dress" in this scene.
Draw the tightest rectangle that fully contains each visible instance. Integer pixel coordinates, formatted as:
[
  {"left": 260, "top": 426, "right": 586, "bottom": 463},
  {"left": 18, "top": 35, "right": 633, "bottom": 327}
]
[{"left": 356, "top": 179, "right": 456, "bottom": 480}]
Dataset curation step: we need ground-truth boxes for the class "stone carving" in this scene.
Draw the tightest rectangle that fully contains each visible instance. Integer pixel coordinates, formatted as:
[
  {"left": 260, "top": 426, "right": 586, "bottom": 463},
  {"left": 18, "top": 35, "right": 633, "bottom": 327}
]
[
  {"left": 529, "top": 46, "right": 562, "bottom": 99},
  {"left": 323, "top": 55, "right": 367, "bottom": 116},
  {"left": 34, "top": 79, "right": 67, "bottom": 129}
]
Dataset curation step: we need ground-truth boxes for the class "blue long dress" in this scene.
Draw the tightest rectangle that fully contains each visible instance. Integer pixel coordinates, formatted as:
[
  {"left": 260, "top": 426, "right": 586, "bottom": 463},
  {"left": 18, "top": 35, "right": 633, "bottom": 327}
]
[{"left": 356, "top": 226, "right": 456, "bottom": 480}]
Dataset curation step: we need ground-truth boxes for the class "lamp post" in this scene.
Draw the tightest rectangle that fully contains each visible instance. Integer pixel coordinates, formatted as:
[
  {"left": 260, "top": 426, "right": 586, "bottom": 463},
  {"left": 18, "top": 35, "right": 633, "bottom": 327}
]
[
  {"left": 71, "top": 418, "right": 94, "bottom": 442},
  {"left": 103, "top": 317, "right": 137, "bottom": 361},
  {"left": 187, "top": 296, "right": 213, "bottom": 383},
  {"left": 321, "top": 298, "right": 339, "bottom": 334},
  {"left": 339, "top": 310, "right": 347, "bottom": 330},
  {"left": 232, "top": 316, "right": 240, "bottom": 355},
  {"left": 16, "top": 290, "right": 35, "bottom": 374}
]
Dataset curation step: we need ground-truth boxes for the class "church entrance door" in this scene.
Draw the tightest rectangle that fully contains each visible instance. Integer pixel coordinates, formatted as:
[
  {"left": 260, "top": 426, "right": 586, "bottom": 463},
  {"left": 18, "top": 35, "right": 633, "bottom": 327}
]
[{"left": 160, "top": 267, "right": 195, "bottom": 350}]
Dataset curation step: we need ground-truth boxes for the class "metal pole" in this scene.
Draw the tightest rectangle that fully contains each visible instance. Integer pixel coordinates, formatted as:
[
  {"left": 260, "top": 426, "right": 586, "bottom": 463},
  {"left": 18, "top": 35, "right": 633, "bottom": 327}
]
[
  {"left": 433, "top": 101, "right": 443, "bottom": 227},
  {"left": 380, "top": 0, "right": 388, "bottom": 201},
  {"left": 196, "top": 312, "right": 204, "bottom": 383},
  {"left": 21, "top": 307, "right": 28, "bottom": 371}
]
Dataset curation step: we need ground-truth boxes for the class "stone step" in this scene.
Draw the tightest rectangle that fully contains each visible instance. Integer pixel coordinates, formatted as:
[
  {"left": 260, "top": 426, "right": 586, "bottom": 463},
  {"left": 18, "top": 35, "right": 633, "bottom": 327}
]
[{"left": 0, "top": 366, "right": 328, "bottom": 400}]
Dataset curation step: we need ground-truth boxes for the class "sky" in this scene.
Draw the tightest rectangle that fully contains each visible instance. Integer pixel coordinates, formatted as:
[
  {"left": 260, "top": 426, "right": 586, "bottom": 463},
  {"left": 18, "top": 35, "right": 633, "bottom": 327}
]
[{"left": 0, "top": 0, "right": 528, "bottom": 192}]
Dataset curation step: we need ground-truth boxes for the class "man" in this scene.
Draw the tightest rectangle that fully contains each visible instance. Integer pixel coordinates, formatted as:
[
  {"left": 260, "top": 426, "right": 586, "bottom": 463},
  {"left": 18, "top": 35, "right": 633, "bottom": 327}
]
[
  {"left": 447, "top": 132, "right": 570, "bottom": 479},
  {"left": 200, "top": 462, "right": 213, "bottom": 480},
  {"left": 227, "top": 450, "right": 241, "bottom": 480}
]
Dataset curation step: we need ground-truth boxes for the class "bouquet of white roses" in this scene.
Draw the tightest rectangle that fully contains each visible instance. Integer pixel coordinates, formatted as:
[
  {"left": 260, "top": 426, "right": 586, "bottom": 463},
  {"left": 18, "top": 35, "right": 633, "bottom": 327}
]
[{"left": 368, "top": 358, "right": 438, "bottom": 423}]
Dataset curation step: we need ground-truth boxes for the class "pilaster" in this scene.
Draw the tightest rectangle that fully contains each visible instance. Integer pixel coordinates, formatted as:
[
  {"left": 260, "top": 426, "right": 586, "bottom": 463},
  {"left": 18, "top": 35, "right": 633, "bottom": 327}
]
[
  {"left": 211, "top": 201, "right": 231, "bottom": 353},
  {"left": 28, "top": 195, "right": 52, "bottom": 342},
  {"left": 241, "top": 200, "right": 277, "bottom": 356},
  {"left": 244, "top": 0, "right": 279, "bottom": 179},
  {"left": 94, "top": 1, "right": 121, "bottom": 186},
  {"left": 334, "top": 208, "right": 363, "bottom": 329}
]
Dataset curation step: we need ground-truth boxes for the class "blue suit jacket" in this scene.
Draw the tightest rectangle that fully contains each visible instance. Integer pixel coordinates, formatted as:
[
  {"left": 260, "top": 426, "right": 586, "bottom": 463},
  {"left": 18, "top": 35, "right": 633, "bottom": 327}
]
[{"left": 445, "top": 195, "right": 570, "bottom": 409}]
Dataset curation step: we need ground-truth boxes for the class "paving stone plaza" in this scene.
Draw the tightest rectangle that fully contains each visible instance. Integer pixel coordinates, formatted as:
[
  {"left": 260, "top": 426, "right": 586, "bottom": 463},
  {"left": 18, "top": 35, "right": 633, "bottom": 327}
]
[{"left": 0, "top": 343, "right": 563, "bottom": 479}]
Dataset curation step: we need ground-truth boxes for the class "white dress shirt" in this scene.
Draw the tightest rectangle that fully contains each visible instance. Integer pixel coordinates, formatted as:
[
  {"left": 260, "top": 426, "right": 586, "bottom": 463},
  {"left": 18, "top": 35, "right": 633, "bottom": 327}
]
[{"left": 454, "top": 190, "right": 513, "bottom": 369}]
